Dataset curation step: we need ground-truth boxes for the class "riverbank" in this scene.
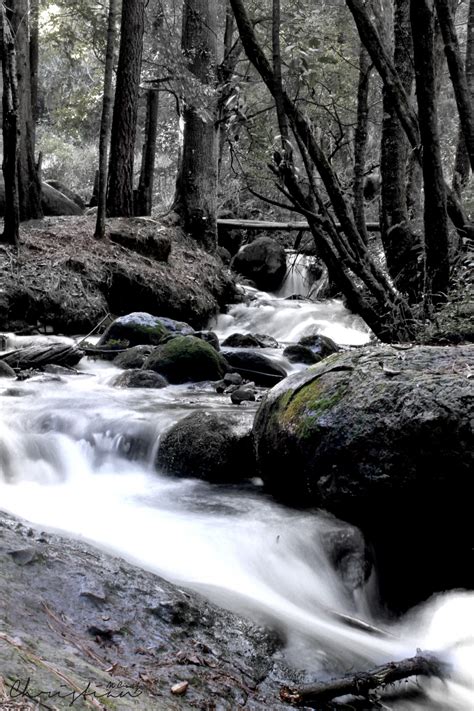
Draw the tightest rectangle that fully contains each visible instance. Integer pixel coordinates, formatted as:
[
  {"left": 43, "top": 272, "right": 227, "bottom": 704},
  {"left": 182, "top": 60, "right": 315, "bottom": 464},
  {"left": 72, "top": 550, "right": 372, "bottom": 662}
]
[
  {"left": 0, "top": 216, "right": 236, "bottom": 335},
  {"left": 0, "top": 510, "right": 297, "bottom": 711}
]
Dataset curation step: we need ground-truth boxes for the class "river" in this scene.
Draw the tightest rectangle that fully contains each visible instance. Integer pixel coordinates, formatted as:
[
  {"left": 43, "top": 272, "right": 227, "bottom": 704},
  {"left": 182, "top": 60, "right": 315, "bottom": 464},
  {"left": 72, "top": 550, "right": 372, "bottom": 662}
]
[{"left": 0, "top": 263, "right": 472, "bottom": 709}]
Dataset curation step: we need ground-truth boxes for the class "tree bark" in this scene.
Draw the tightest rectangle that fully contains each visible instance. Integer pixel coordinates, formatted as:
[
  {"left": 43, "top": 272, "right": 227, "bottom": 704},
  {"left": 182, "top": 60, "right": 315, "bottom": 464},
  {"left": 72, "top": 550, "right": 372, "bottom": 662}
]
[
  {"left": 380, "top": 0, "right": 423, "bottom": 300},
  {"left": 95, "top": 0, "right": 118, "bottom": 238},
  {"left": 453, "top": 0, "right": 474, "bottom": 194},
  {"left": 9, "top": 0, "right": 42, "bottom": 221},
  {"left": 107, "top": 0, "right": 146, "bottom": 217},
  {"left": 1, "top": 4, "right": 20, "bottom": 245},
  {"left": 411, "top": 0, "right": 450, "bottom": 301},
  {"left": 173, "top": 0, "right": 218, "bottom": 251},
  {"left": 29, "top": 0, "right": 39, "bottom": 140},
  {"left": 135, "top": 89, "right": 159, "bottom": 216},
  {"left": 353, "top": 45, "right": 371, "bottom": 243},
  {"left": 435, "top": 0, "right": 474, "bottom": 171}
]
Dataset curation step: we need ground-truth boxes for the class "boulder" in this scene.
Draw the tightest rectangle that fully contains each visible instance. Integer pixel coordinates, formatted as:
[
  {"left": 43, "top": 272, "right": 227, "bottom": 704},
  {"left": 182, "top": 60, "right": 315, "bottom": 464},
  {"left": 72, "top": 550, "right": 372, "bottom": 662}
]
[
  {"left": 193, "top": 330, "right": 220, "bottom": 351},
  {"left": 222, "top": 333, "right": 263, "bottom": 348},
  {"left": 156, "top": 411, "right": 255, "bottom": 482},
  {"left": 0, "top": 179, "right": 83, "bottom": 217},
  {"left": 145, "top": 335, "right": 228, "bottom": 384},
  {"left": 112, "top": 369, "right": 167, "bottom": 389},
  {"left": 98, "top": 313, "right": 170, "bottom": 348},
  {"left": 0, "top": 360, "right": 15, "bottom": 377},
  {"left": 320, "top": 520, "right": 372, "bottom": 595},
  {"left": 298, "top": 334, "right": 339, "bottom": 359},
  {"left": 253, "top": 345, "right": 474, "bottom": 610},
  {"left": 113, "top": 345, "right": 155, "bottom": 369},
  {"left": 231, "top": 387, "right": 256, "bottom": 405},
  {"left": 109, "top": 220, "right": 171, "bottom": 262},
  {"left": 221, "top": 349, "right": 286, "bottom": 387},
  {"left": 231, "top": 237, "right": 286, "bottom": 292},
  {"left": 45, "top": 180, "right": 86, "bottom": 209},
  {"left": 217, "top": 226, "right": 243, "bottom": 256},
  {"left": 283, "top": 344, "right": 320, "bottom": 365}
]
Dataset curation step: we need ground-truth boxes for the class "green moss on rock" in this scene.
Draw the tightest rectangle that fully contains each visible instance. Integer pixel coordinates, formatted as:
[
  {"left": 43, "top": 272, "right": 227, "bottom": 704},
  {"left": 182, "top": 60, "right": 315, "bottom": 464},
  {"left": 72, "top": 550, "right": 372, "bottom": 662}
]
[{"left": 145, "top": 335, "right": 228, "bottom": 383}]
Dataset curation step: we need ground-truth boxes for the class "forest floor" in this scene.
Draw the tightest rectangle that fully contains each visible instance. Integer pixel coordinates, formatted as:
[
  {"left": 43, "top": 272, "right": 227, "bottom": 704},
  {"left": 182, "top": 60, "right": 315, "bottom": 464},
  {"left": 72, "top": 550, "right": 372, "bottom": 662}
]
[{"left": 0, "top": 216, "right": 236, "bottom": 336}]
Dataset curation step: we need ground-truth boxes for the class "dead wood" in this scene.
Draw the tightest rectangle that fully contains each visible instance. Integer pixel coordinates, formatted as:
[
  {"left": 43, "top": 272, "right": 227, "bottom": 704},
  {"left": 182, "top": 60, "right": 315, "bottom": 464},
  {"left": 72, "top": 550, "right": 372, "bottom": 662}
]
[
  {"left": 280, "top": 652, "right": 446, "bottom": 707},
  {"left": 1, "top": 343, "right": 83, "bottom": 369}
]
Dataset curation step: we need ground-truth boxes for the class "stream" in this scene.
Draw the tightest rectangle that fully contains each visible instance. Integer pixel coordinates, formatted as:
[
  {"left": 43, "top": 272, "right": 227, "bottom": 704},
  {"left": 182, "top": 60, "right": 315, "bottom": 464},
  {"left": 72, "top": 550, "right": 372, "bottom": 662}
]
[{"left": 0, "top": 259, "right": 473, "bottom": 709}]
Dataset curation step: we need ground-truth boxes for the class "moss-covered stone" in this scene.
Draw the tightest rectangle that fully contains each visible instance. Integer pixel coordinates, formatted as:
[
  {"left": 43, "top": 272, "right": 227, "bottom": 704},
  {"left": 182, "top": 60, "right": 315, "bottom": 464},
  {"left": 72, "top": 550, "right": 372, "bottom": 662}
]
[
  {"left": 145, "top": 335, "right": 228, "bottom": 383},
  {"left": 99, "top": 312, "right": 170, "bottom": 347}
]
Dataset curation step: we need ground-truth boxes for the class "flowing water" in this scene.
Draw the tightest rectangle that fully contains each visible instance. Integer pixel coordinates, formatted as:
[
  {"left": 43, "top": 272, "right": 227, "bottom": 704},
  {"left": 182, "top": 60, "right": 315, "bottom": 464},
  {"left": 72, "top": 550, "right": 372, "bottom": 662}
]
[{"left": 0, "top": 282, "right": 473, "bottom": 709}]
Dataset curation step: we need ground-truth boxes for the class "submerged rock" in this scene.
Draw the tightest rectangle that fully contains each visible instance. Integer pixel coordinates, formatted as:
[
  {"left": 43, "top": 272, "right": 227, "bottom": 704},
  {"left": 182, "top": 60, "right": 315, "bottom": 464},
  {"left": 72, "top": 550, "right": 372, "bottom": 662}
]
[
  {"left": 112, "top": 369, "right": 167, "bottom": 389},
  {"left": 156, "top": 411, "right": 256, "bottom": 482},
  {"left": 145, "top": 335, "right": 228, "bottom": 384},
  {"left": 253, "top": 345, "right": 474, "bottom": 610}
]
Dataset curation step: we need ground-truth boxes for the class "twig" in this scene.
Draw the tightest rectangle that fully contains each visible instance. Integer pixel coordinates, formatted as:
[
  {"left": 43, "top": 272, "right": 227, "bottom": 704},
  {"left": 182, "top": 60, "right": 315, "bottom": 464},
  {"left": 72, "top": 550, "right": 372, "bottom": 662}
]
[{"left": 76, "top": 313, "right": 112, "bottom": 345}]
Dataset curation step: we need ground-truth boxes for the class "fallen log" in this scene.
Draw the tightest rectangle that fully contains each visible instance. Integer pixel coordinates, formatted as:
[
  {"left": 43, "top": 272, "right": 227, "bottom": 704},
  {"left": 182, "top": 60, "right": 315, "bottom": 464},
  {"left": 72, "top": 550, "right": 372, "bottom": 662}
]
[
  {"left": 1, "top": 344, "right": 83, "bottom": 369},
  {"left": 280, "top": 652, "right": 446, "bottom": 707},
  {"left": 217, "top": 219, "right": 381, "bottom": 232}
]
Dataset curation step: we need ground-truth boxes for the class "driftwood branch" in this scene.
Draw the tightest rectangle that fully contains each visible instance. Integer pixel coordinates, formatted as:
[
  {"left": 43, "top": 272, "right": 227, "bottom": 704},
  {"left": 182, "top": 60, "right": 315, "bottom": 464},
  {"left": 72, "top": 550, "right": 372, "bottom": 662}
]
[{"left": 280, "top": 652, "right": 446, "bottom": 707}]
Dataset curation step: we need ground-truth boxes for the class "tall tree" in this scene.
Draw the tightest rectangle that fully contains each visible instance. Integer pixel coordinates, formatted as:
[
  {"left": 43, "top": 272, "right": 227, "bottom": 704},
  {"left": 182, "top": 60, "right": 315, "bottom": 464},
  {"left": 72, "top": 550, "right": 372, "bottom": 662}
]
[
  {"left": 410, "top": 0, "right": 450, "bottom": 300},
  {"left": 173, "top": 0, "right": 219, "bottom": 251},
  {"left": 136, "top": 89, "right": 160, "bottom": 216},
  {"left": 107, "top": 0, "right": 146, "bottom": 217},
  {"left": 95, "top": 0, "right": 118, "bottom": 239},
  {"left": 452, "top": 0, "right": 474, "bottom": 194},
  {"left": 353, "top": 45, "right": 371, "bottom": 244},
  {"left": 1, "top": 4, "right": 20, "bottom": 245},
  {"left": 10, "top": 0, "right": 42, "bottom": 221}
]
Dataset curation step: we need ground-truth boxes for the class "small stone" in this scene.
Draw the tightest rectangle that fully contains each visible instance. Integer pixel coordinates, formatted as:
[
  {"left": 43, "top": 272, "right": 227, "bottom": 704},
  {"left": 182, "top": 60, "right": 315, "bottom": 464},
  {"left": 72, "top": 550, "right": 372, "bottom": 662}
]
[{"left": 171, "top": 681, "right": 189, "bottom": 696}]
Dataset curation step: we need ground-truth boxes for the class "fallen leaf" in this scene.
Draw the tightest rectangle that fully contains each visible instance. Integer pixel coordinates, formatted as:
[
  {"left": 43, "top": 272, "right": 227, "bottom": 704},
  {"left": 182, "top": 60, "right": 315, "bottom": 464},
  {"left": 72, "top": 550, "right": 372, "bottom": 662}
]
[{"left": 171, "top": 681, "right": 189, "bottom": 696}]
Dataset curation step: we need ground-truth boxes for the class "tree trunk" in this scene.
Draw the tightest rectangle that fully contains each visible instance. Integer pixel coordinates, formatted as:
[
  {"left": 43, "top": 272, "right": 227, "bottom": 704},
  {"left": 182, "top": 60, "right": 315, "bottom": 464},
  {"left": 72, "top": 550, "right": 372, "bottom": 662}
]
[
  {"left": 107, "top": 0, "right": 146, "bottom": 217},
  {"left": 173, "top": 0, "right": 218, "bottom": 251},
  {"left": 95, "top": 0, "right": 118, "bottom": 238},
  {"left": 135, "top": 89, "right": 159, "bottom": 216},
  {"left": 380, "top": 0, "right": 422, "bottom": 300},
  {"left": 411, "top": 0, "right": 450, "bottom": 301},
  {"left": 453, "top": 0, "right": 474, "bottom": 194},
  {"left": 353, "top": 45, "right": 371, "bottom": 243},
  {"left": 29, "top": 0, "right": 39, "bottom": 140},
  {"left": 435, "top": 0, "right": 474, "bottom": 170},
  {"left": 0, "top": 5, "right": 20, "bottom": 246},
  {"left": 346, "top": 0, "right": 472, "bottom": 241},
  {"left": 10, "top": 0, "right": 42, "bottom": 221}
]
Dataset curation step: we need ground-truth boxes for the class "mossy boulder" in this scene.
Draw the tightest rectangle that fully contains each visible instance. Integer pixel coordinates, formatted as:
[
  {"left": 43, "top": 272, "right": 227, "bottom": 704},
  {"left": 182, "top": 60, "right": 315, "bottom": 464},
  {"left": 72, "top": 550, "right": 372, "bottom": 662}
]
[
  {"left": 253, "top": 345, "right": 474, "bottom": 610},
  {"left": 113, "top": 344, "right": 155, "bottom": 369},
  {"left": 99, "top": 312, "right": 170, "bottom": 347},
  {"left": 156, "top": 411, "right": 256, "bottom": 483},
  {"left": 283, "top": 344, "right": 320, "bottom": 365},
  {"left": 145, "top": 335, "right": 228, "bottom": 384}
]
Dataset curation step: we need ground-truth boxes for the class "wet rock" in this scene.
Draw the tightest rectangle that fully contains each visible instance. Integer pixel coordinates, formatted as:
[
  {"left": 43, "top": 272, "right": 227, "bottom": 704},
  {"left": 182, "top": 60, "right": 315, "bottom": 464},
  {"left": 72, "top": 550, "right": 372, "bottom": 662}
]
[
  {"left": 254, "top": 333, "right": 279, "bottom": 348},
  {"left": 221, "top": 349, "right": 286, "bottom": 387},
  {"left": 7, "top": 547, "right": 39, "bottom": 566},
  {"left": 231, "top": 237, "right": 287, "bottom": 291},
  {"left": 0, "top": 360, "right": 15, "bottom": 377},
  {"left": 224, "top": 372, "right": 243, "bottom": 386},
  {"left": 222, "top": 332, "right": 262, "bottom": 348},
  {"left": 253, "top": 345, "right": 474, "bottom": 610},
  {"left": 112, "top": 369, "right": 167, "bottom": 389},
  {"left": 98, "top": 312, "right": 170, "bottom": 348},
  {"left": 113, "top": 344, "right": 155, "bottom": 369},
  {"left": 145, "top": 336, "right": 228, "bottom": 384},
  {"left": 231, "top": 387, "right": 256, "bottom": 405},
  {"left": 217, "top": 246, "right": 232, "bottom": 264},
  {"left": 156, "top": 411, "right": 256, "bottom": 483},
  {"left": 193, "top": 330, "right": 220, "bottom": 351},
  {"left": 217, "top": 225, "right": 243, "bottom": 256},
  {"left": 298, "top": 334, "right": 339, "bottom": 359},
  {"left": 283, "top": 344, "right": 320, "bottom": 365},
  {"left": 320, "top": 521, "right": 372, "bottom": 594}
]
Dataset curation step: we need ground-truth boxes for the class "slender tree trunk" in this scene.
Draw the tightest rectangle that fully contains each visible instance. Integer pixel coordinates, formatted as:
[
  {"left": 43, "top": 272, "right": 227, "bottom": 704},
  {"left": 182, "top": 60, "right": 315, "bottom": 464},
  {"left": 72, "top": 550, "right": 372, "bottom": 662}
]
[
  {"left": 435, "top": 0, "right": 474, "bottom": 171},
  {"left": 453, "top": 0, "right": 474, "bottom": 194},
  {"left": 346, "top": 0, "right": 472, "bottom": 241},
  {"left": 173, "top": 0, "right": 218, "bottom": 251},
  {"left": 411, "top": 0, "right": 450, "bottom": 301},
  {"left": 107, "top": 0, "right": 146, "bottom": 217},
  {"left": 380, "top": 0, "right": 422, "bottom": 300},
  {"left": 29, "top": 0, "right": 38, "bottom": 143},
  {"left": 135, "top": 89, "right": 159, "bottom": 216},
  {"left": 95, "top": 0, "right": 118, "bottom": 238},
  {"left": 10, "top": 0, "right": 42, "bottom": 221},
  {"left": 218, "top": 3, "right": 241, "bottom": 176},
  {"left": 353, "top": 45, "right": 371, "bottom": 243},
  {"left": 1, "top": 5, "right": 20, "bottom": 245}
]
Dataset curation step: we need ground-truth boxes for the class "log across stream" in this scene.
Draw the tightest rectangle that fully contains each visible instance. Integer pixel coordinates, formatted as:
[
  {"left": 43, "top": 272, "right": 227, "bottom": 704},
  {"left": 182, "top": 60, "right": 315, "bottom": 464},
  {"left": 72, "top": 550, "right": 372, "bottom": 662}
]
[{"left": 0, "top": 288, "right": 473, "bottom": 709}]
